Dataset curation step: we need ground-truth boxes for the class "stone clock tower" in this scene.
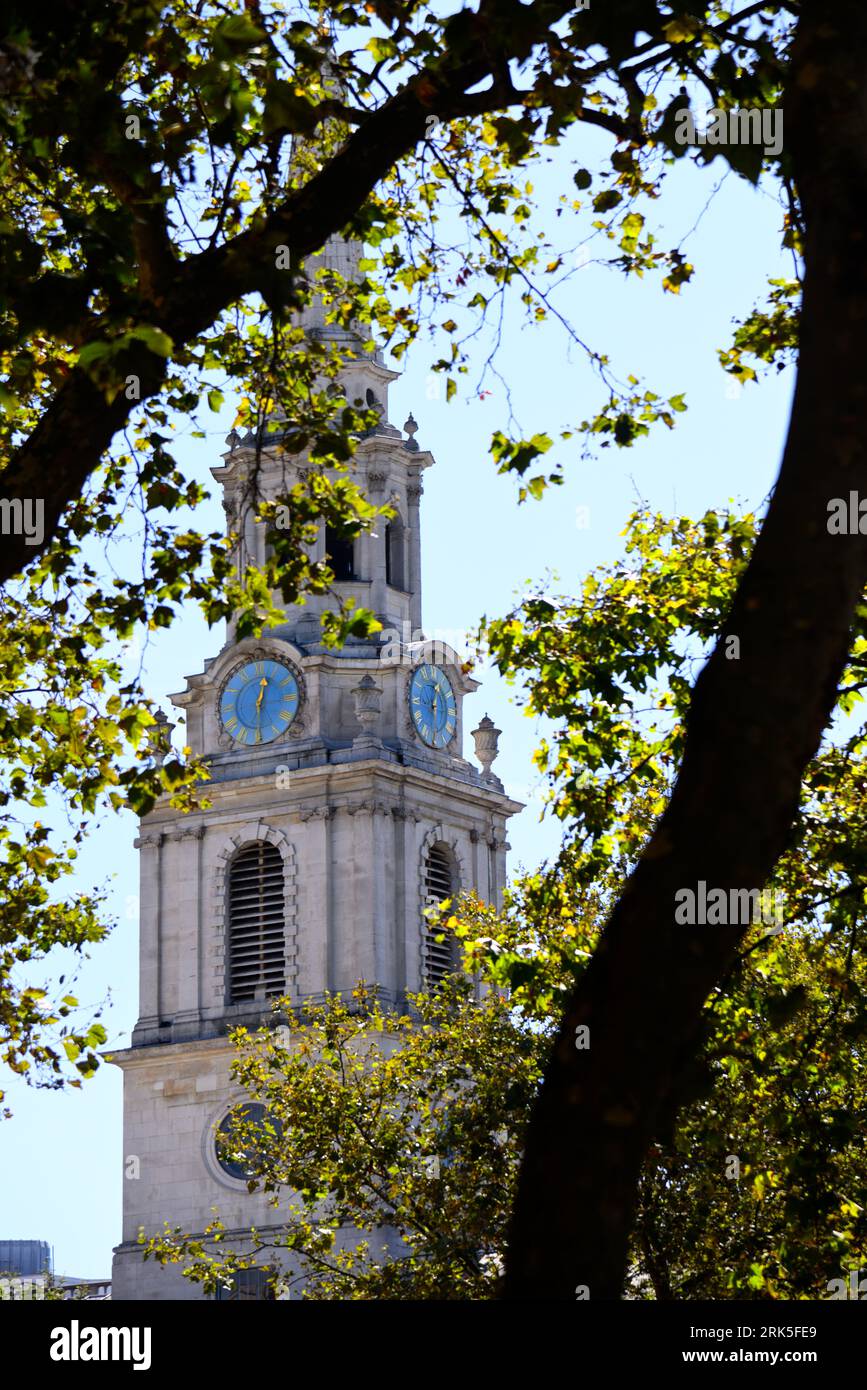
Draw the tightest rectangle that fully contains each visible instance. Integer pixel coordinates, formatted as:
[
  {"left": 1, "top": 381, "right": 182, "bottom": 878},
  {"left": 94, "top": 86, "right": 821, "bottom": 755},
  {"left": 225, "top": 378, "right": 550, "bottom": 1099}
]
[{"left": 110, "top": 232, "right": 522, "bottom": 1300}]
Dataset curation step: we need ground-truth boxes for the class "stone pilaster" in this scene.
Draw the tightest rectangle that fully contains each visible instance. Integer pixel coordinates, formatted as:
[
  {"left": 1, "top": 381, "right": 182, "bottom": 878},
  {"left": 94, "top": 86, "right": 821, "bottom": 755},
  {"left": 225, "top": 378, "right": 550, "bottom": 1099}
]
[
  {"left": 133, "top": 832, "right": 163, "bottom": 1038},
  {"left": 407, "top": 479, "right": 423, "bottom": 631}
]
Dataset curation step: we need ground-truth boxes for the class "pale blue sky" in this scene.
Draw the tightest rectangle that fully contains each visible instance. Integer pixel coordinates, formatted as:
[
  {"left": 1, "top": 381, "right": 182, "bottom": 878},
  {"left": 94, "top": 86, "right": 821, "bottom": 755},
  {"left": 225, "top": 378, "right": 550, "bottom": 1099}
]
[{"left": 0, "top": 143, "right": 796, "bottom": 1279}]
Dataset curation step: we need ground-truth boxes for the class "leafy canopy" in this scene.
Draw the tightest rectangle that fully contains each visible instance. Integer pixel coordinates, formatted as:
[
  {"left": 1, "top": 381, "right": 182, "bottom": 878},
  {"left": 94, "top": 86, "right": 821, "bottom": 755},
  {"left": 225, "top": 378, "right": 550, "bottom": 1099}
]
[{"left": 0, "top": 0, "right": 799, "bottom": 1102}]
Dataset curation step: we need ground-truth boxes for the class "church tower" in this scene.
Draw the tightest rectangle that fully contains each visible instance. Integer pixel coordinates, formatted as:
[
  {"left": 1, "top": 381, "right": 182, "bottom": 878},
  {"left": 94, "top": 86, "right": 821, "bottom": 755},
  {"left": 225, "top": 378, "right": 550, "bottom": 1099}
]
[{"left": 110, "top": 228, "right": 522, "bottom": 1300}]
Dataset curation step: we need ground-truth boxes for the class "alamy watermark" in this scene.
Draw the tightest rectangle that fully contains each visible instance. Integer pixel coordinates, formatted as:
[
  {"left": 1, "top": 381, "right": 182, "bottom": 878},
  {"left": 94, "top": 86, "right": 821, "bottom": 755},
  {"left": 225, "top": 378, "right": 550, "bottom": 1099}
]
[
  {"left": 0, "top": 497, "right": 44, "bottom": 546},
  {"left": 827, "top": 492, "right": 867, "bottom": 534},
  {"left": 827, "top": 1269, "right": 867, "bottom": 1300},
  {"left": 1, "top": 1275, "right": 45, "bottom": 1300},
  {"left": 378, "top": 622, "right": 477, "bottom": 667},
  {"left": 675, "top": 107, "right": 783, "bottom": 157},
  {"left": 675, "top": 882, "right": 784, "bottom": 927},
  {"left": 50, "top": 1320, "right": 151, "bottom": 1370}
]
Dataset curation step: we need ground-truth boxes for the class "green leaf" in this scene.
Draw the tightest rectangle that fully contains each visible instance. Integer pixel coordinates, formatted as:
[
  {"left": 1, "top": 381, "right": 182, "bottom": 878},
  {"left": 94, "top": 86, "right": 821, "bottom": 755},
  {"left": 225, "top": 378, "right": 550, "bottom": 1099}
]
[
  {"left": 128, "top": 325, "right": 174, "bottom": 358},
  {"left": 592, "top": 189, "right": 623, "bottom": 213}
]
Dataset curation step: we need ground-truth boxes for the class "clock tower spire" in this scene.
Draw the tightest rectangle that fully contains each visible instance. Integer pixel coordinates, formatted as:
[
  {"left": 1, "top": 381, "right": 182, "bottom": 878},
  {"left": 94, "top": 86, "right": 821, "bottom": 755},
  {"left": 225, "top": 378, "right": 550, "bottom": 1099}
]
[{"left": 110, "top": 226, "right": 523, "bottom": 1299}]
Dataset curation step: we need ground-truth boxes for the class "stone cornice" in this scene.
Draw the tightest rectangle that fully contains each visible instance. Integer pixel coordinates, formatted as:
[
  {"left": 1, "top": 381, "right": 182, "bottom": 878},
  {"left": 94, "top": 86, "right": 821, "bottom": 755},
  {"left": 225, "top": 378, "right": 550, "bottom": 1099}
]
[
  {"left": 104, "top": 1034, "right": 239, "bottom": 1068},
  {"left": 138, "top": 760, "right": 524, "bottom": 837},
  {"left": 165, "top": 824, "right": 206, "bottom": 842},
  {"left": 298, "top": 805, "right": 335, "bottom": 822}
]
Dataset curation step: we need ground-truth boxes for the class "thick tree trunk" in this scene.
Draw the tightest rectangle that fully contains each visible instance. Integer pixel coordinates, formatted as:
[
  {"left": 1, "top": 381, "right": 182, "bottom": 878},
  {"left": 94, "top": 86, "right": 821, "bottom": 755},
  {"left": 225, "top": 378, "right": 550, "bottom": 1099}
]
[{"left": 504, "top": 0, "right": 867, "bottom": 1300}]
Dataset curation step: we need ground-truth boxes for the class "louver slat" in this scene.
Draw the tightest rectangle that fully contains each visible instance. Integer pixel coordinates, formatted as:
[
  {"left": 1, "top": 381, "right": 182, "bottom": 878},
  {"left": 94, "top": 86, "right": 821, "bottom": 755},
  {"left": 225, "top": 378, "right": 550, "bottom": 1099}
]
[
  {"left": 228, "top": 842, "right": 285, "bottom": 1003},
  {"left": 423, "top": 845, "right": 457, "bottom": 989}
]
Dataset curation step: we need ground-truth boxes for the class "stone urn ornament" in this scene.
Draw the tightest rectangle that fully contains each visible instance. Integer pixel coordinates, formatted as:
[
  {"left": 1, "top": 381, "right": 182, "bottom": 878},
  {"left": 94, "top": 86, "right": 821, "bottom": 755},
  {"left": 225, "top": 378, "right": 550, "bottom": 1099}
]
[
  {"left": 471, "top": 714, "right": 501, "bottom": 780},
  {"left": 146, "top": 709, "right": 173, "bottom": 765},
  {"left": 352, "top": 674, "right": 383, "bottom": 751}
]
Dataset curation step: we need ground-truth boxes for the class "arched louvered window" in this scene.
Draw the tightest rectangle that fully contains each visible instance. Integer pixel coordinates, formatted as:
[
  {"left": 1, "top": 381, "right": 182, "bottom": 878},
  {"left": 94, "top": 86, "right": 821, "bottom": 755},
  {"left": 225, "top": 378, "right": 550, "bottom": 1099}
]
[
  {"left": 228, "top": 842, "right": 285, "bottom": 1003},
  {"left": 423, "top": 843, "right": 458, "bottom": 989}
]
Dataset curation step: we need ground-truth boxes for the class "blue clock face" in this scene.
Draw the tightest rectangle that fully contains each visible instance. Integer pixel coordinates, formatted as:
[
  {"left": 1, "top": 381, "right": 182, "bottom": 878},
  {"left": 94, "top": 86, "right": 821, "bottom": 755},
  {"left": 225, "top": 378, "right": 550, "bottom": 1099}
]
[
  {"left": 409, "top": 664, "right": 457, "bottom": 748},
  {"left": 220, "top": 659, "right": 300, "bottom": 745}
]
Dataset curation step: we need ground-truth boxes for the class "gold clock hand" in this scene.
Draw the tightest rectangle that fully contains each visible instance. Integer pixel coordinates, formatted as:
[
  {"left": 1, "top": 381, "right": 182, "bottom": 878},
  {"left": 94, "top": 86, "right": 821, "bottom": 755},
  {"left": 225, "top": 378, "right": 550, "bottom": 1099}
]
[{"left": 255, "top": 676, "right": 268, "bottom": 713}]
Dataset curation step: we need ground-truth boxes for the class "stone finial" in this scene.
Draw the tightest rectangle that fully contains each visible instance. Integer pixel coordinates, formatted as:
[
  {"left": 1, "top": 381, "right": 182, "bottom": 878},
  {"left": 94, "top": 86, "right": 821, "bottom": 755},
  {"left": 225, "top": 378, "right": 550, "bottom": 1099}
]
[
  {"left": 471, "top": 714, "right": 501, "bottom": 780},
  {"left": 403, "top": 413, "right": 420, "bottom": 452},
  {"left": 351, "top": 674, "right": 383, "bottom": 752},
  {"left": 146, "top": 709, "right": 173, "bottom": 765},
  {"left": 225, "top": 429, "right": 241, "bottom": 452}
]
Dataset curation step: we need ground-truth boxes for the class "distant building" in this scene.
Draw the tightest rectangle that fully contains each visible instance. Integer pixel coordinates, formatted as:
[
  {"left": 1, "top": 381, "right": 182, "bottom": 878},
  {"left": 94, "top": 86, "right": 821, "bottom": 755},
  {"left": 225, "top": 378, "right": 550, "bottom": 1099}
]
[
  {"left": 0, "top": 1239, "right": 109, "bottom": 1299},
  {"left": 53, "top": 1276, "right": 111, "bottom": 1301},
  {"left": 0, "top": 1238, "right": 51, "bottom": 1277}
]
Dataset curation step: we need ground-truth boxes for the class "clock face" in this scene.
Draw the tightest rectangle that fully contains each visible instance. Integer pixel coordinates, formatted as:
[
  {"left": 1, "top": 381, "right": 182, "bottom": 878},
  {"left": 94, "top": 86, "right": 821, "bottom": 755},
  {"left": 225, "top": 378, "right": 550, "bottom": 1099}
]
[
  {"left": 220, "top": 658, "right": 299, "bottom": 745},
  {"left": 409, "top": 664, "right": 457, "bottom": 748}
]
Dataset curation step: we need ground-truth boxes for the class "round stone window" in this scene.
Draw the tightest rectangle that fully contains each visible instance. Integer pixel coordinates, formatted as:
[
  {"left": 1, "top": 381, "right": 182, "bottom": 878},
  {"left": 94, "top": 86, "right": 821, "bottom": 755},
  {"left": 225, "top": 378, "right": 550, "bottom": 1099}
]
[{"left": 214, "top": 1103, "right": 281, "bottom": 1181}]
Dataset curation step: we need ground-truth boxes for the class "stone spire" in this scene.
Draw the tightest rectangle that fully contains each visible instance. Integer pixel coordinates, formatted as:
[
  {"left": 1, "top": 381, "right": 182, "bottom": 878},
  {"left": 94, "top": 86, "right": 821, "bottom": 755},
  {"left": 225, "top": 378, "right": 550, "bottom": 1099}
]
[{"left": 288, "top": 51, "right": 366, "bottom": 344}]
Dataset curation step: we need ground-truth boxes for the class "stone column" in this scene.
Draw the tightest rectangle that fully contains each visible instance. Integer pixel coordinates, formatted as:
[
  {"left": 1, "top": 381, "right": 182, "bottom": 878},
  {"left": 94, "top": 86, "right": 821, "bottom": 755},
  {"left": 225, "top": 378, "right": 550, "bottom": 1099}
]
[
  {"left": 173, "top": 826, "right": 206, "bottom": 1030},
  {"left": 370, "top": 804, "right": 391, "bottom": 997},
  {"left": 391, "top": 808, "right": 409, "bottom": 1001},
  {"left": 406, "top": 479, "right": 423, "bottom": 631},
  {"left": 243, "top": 501, "right": 257, "bottom": 571},
  {"left": 405, "top": 816, "right": 424, "bottom": 992},
  {"left": 298, "top": 806, "right": 333, "bottom": 1002},
  {"left": 489, "top": 827, "right": 510, "bottom": 910},
  {"left": 470, "top": 827, "right": 482, "bottom": 900},
  {"left": 134, "top": 832, "right": 163, "bottom": 1037},
  {"left": 330, "top": 805, "right": 358, "bottom": 996},
  {"left": 367, "top": 470, "right": 388, "bottom": 622},
  {"left": 336, "top": 804, "right": 376, "bottom": 993}
]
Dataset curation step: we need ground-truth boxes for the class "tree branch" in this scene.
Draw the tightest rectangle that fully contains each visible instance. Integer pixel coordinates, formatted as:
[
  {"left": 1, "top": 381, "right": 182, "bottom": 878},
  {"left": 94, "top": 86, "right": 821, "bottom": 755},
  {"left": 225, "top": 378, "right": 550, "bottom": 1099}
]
[{"left": 0, "top": 0, "right": 581, "bottom": 583}]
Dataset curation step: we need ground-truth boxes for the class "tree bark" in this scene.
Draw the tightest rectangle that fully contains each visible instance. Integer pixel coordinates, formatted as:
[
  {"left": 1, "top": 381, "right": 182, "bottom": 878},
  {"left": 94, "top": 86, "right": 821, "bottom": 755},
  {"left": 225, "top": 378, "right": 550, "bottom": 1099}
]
[{"left": 504, "top": 0, "right": 867, "bottom": 1300}]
